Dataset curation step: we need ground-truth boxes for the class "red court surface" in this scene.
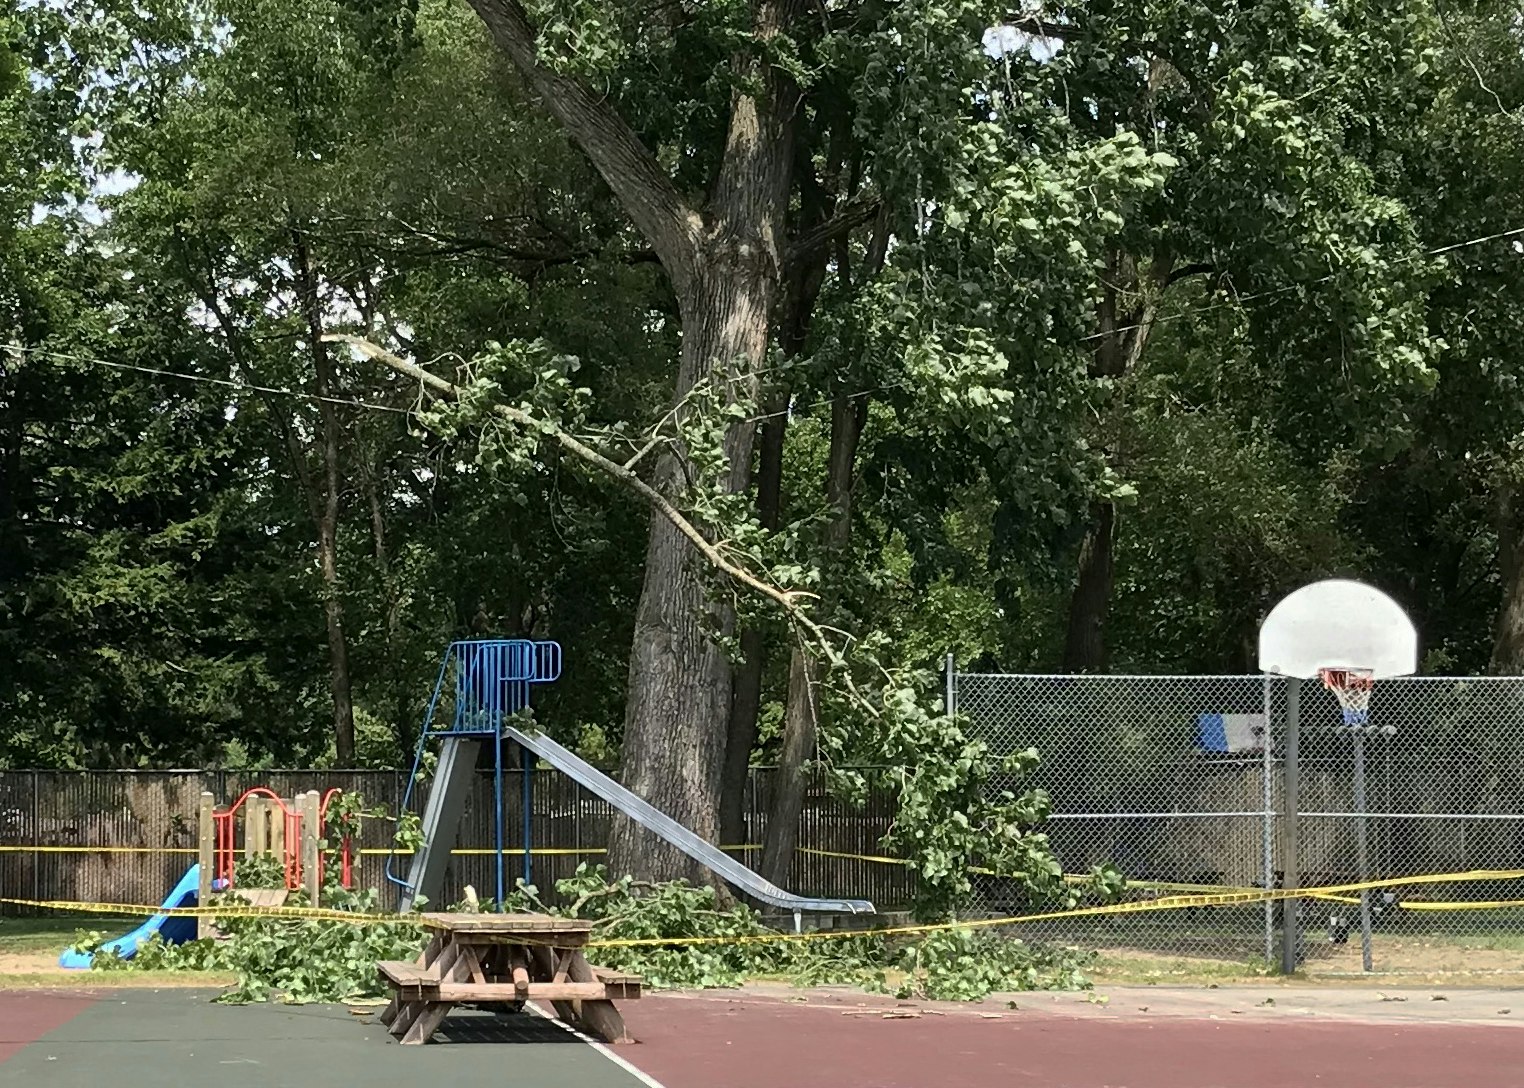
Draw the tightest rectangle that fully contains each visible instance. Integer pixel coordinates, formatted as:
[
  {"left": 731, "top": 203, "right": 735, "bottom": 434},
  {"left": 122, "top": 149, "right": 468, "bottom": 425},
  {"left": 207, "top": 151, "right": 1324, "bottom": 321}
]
[
  {"left": 4, "top": 986, "right": 1521, "bottom": 1088},
  {"left": 624, "top": 993, "right": 1524, "bottom": 1088},
  {"left": 0, "top": 991, "right": 95, "bottom": 1065}
]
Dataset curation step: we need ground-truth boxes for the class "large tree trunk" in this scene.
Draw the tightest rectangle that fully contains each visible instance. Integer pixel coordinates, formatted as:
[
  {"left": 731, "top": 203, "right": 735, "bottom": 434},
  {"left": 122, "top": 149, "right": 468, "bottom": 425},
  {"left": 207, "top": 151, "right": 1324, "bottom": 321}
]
[
  {"left": 1062, "top": 501, "right": 1118, "bottom": 672},
  {"left": 760, "top": 646, "right": 815, "bottom": 886},
  {"left": 1491, "top": 489, "right": 1524, "bottom": 673},
  {"left": 464, "top": 0, "right": 801, "bottom": 881},
  {"left": 607, "top": 249, "right": 785, "bottom": 884},
  {"left": 293, "top": 233, "right": 357, "bottom": 765},
  {"left": 759, "top": 392, "right": 866, "bottom": 886},
  {"left": 362, "top": 458, "right": 412, "bottom": 755}
]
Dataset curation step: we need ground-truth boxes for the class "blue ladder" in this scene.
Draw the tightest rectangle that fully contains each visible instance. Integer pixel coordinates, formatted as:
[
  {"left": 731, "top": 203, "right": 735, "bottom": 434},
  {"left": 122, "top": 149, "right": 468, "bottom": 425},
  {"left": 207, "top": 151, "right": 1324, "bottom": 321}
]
[{"left": 388, "top": 639, "right": 562, "bottom": 910}]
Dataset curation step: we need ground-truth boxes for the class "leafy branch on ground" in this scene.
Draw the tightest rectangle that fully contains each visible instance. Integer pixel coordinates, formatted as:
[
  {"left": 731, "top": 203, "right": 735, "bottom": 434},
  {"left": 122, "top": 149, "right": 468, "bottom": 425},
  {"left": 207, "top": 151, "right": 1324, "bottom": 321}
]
[
  {"left": 69, "top": 861, "right": 1095, "bottom": 1004},
  {"left": 69, "top": 881, "right": 427, "bottom": 1005},
  {"left": 463, "top": 864, "right": 1095, "bottom": 999}
]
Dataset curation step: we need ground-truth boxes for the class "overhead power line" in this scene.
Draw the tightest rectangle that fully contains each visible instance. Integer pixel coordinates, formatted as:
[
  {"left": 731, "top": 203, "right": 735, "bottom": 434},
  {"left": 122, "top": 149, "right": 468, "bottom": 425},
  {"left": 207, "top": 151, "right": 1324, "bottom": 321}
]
[
  {"left": 10, "top": 221, "right": 1522, "bottom": 421},
  {"left": 1080, "top": 223, "right": 1524, "bottom": 344},
  {"left": 9, "top": 344, "right": 415, "bottom": 416}
]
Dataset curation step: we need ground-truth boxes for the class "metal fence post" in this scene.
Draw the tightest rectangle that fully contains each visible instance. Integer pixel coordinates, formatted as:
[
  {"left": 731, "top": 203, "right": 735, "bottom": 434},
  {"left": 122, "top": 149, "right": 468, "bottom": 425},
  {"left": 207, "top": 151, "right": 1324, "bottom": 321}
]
[
  {"left": 1280, "top": 677, "right": 1301, "bottom": 975},
  {"left": 522, "top": 750, "right": 536, "bottom": 892},
  {"left": 31, "top": 770, "right": 40, "bottom": 912},
  {"left": 1261, "top": 675, "right": 1274, "bottom": 963},
  {"left": 945, "top": 653, "right": 956, "bottom": 717}
]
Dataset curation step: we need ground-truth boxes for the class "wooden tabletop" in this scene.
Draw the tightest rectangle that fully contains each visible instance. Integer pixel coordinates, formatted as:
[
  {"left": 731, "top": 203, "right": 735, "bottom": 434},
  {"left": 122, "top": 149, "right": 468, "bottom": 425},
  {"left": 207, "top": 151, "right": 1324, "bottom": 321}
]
[{"left": 419, "top": 912, "right": 596, "bottom": 935}]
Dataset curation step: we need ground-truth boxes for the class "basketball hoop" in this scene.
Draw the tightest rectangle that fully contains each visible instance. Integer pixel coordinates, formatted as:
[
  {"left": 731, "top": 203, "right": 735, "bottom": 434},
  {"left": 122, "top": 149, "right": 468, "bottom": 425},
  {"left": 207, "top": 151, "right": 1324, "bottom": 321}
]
[{"left": 1320, "top": 667, "right": 1374, "bottom": 729}]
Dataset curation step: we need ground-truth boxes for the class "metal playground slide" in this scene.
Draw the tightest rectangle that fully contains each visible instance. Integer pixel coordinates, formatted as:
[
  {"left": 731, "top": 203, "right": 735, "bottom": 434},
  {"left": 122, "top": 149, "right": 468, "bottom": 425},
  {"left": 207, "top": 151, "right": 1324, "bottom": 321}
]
[
  {"left": 390, "top": 640, "right": 874, "bottom": 926},
  {"left": 502, "top": 725, "right": 876, "bottom": 923}
]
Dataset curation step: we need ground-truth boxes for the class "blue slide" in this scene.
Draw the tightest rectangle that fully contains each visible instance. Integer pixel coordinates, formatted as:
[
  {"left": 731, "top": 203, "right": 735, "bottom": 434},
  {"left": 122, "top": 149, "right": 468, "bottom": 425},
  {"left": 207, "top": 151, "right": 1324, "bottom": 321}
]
[{"left": 58, "top": 863, "right": 206, "bottom": 969}]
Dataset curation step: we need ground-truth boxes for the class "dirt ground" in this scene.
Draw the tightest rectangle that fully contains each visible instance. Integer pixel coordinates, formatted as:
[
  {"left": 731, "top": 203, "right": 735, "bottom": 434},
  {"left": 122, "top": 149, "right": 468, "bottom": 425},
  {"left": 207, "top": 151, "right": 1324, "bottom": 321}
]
[
  {"left": 0, "top": 951, "right": 231, "bottom": 988},
  {"left": 1088, "top": 936, "right": 1524, "bottom": 985},
  {"left": 0, "top": 953, "right": 61, "bottom": 976},
  {"left": 1307, "top": 936, "right": 1524, "bottom": 978}
]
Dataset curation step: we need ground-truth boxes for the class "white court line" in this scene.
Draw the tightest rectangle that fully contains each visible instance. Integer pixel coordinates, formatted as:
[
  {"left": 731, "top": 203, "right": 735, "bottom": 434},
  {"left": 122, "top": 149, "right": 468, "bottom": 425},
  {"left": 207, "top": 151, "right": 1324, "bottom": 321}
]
[{"left": 525, "top": 1001, "right": 668, "bottom": 1088}]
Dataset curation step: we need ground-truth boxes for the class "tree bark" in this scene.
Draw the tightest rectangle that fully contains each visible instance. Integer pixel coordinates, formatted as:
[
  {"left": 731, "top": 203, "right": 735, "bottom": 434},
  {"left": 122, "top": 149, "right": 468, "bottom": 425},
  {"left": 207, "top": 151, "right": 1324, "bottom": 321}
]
[
  {"left": 1062, "top": 501, "right": 1118, "bottom": 672},
  {"left": 759, "top": 391, "right": 866, "bottom": 886},
  {"left": 292, "top": 231, "right": 357, "bottom": 766},
  {"left": 182, "top": 243, "right": 356, "bottom": 752},
  {"left": 0, "top": 354, "right": 21, "bottom": 569},
  {"left": 1491, "top": 489, "right": 1524, "bottom": 673},
  {"left": 608, "top": 245, "right": 789, "bottom": 885},
  {"left": 361, "top": 454, "right": 412, "bottom": 755}
]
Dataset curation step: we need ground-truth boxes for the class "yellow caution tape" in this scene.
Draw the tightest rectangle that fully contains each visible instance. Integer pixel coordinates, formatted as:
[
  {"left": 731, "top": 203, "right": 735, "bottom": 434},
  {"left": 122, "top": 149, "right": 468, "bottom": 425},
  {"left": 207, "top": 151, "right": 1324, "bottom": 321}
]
[
  {"left": 0, "top": 896, "right": 408, "bottom": 927},
  {"left": 798, "top": 848, "right": 1524, "bottom": 911},
  {"left": 7, "top": 868, "right": 1524, "bottom": 949},
  {"left": 10, "top": 842, "right": 1521, "bottom": 919},
  {"left": 1397, "top": 898, "right": 1524, "bottom": 911},
  {"left": 586, "top": 868, "right": 1524, "bottom": 948},
  {"left": 363, "top": 845, "right": 760, "bottom": 857}
]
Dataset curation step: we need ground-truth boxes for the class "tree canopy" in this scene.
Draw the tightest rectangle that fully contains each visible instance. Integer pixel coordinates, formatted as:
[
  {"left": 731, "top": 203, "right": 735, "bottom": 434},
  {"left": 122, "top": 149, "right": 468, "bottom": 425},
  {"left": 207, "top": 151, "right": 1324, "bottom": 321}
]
[{"left": 2, "top": 0, "right": 1523, "bottom": 893}]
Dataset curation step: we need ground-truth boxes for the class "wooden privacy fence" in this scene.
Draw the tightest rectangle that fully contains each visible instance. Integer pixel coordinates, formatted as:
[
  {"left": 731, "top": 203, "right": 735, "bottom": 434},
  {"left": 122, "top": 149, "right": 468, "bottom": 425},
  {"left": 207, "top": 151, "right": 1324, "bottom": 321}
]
[{"left": 0, "top": 768, "right": 912, "bottom": 915}]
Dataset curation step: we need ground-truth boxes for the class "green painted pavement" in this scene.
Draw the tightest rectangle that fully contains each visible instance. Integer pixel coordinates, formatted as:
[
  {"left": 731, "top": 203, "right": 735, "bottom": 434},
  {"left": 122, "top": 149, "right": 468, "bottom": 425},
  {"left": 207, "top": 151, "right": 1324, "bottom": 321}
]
[{"left": 0, "top": 989, "right": 648, "bottom": 1088}]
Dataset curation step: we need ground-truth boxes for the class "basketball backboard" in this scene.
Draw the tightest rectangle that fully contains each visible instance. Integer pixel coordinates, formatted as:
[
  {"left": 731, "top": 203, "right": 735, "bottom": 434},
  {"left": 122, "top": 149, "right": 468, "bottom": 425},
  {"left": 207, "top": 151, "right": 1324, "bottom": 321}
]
[{"left": 1258, "top": 579, "right": 1417, "bottom": 679}]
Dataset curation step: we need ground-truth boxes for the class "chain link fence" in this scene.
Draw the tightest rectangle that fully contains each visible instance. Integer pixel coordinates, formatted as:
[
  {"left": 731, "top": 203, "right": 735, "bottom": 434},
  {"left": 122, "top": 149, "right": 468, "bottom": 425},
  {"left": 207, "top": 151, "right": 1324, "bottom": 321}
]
[
  {"left": 955, "top": 671, "right": 1524, "bottom": 976},
  {"left": 7, "top": 675, "right": 1524, "bottom": 977}
]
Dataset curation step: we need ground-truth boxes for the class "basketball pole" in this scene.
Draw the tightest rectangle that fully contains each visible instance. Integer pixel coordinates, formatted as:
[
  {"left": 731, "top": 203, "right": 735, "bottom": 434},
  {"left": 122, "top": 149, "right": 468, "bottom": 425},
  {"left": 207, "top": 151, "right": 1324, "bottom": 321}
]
[
  {"left": 1260, "top": 673, "right": 1274, "bottom": 965},
  {"left": 1353, "top": 727, "right": 1374, "bottom": 971},
  {"left": 1279, "top": 677, "right": 1302, "bottom": 975}
]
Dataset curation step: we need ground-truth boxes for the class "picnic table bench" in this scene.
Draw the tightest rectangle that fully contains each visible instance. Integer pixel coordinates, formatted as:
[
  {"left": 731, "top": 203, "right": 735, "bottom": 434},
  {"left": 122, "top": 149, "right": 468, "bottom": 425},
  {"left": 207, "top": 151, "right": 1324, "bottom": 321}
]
[{"left": 377, "top": 912, "right": 641, "bottom": 1045}]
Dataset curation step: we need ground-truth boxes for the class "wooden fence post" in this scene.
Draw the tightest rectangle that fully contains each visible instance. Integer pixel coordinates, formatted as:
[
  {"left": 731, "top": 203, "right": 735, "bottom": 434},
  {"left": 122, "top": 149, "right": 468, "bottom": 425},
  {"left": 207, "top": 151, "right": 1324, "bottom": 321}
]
[
  {"left": 197, "top": 792, "right": 215, "bottom": 939},
  {"left": 301, "top": 791, "right": 322, "bottom": 904},
  {"left": 244, "top": 796, "right": 261, "bottom": 858},
  {"left": 270, "top": 798, "right": 286, "bottom": 863}
]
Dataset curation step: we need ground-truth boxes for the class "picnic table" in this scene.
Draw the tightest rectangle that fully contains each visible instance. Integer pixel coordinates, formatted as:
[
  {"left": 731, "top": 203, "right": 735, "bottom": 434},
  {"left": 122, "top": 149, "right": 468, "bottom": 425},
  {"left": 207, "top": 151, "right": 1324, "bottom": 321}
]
[{"left": 377, "top": 912, "right": 641, "bottom": 1045}]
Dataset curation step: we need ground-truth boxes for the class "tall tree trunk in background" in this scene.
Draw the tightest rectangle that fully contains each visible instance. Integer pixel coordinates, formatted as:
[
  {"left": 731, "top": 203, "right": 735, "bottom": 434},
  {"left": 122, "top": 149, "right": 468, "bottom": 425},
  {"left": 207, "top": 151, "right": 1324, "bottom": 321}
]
[
  {"left": 720, "top": 399, "right": 787, "bottom": 848},
  {"left": 292, "top": 232, "right": 357, "bottom": 765},
  {"left": 1062, "top": 501, "right": 1118, "bottom": 672},
  {"left": 760, "top": 392, "right": 866, "bottom": 886},
  {"left": 0, "top": 355, "right": 20, "bottom": 576},
  {"left": 362, "top": 459, "right": 412, "bottom": 755},
  {"left": 720, "top": 252, "right": 828, "bottom": 849},
  {"left": 1490, "top": 489, "right": 1524, "bottom": 672},
  {"left": 1060, "top": 249, "right": 1171, "bottom": 673}
]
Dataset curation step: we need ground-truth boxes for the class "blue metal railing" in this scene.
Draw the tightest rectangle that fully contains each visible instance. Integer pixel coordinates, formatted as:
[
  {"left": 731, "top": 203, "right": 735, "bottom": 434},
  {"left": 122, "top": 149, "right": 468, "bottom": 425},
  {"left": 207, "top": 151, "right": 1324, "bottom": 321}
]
[{"left": 387, "top": 639, "right": 562, "bottom": 907}]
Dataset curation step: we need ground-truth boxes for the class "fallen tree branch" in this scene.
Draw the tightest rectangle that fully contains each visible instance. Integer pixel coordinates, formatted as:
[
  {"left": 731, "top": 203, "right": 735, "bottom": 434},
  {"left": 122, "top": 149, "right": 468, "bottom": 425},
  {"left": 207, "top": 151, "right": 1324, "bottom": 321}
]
[{"left": 323, "top": 335, "right": 862, "bottom": 695}]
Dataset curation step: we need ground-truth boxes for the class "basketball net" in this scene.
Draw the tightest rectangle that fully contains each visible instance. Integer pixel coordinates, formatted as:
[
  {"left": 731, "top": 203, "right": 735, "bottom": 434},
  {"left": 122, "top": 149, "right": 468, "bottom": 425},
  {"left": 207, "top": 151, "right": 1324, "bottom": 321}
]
[{"left": 1320, "top": 667, "right": 1374, "bottom": 728}]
